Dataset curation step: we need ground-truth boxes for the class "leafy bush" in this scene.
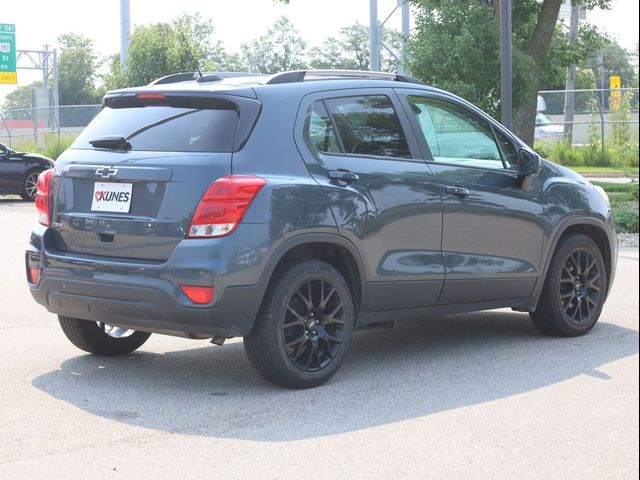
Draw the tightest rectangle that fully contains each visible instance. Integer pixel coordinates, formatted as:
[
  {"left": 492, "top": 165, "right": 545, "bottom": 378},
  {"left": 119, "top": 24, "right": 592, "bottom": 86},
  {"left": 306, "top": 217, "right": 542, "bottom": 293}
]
[
  {"left": 12, "top": 134, "right": 75, "bottom": 160},
  {"left": 613, "top": 201, "right": 639, "bottom": 233}
]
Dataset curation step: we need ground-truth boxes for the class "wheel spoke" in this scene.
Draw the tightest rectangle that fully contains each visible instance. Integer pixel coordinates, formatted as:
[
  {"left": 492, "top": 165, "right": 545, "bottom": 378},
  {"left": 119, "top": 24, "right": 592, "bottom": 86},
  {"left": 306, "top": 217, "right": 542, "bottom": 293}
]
[
  {"left": 584, "top": 297, "right": 591, "bottom": 318},
  {"left": 295, "top": 287, "right": 313, "bottom": 310},
  {"left": 292, "top": 338, "right": 308, "bottom": 361},
  {"left": 286, "top": 334, "right": 307, "bottom": 350},
  {"left": 304, "top": 341, "right": 318, "bottom": 369},
  {"left": 319, "top": 285, "right": 336, "bottom": 311},
  {"left": 584, "top": 259, "right": 597, "bottom": 276},
  {"left": 285, "top": 305, "right": 305, "bottom": 325},
  {"left": 569, "top": 254, "right": 581, "bottom": 274},
  {"left": 562, "top": 266, "right": 575, "bottom": 280}
]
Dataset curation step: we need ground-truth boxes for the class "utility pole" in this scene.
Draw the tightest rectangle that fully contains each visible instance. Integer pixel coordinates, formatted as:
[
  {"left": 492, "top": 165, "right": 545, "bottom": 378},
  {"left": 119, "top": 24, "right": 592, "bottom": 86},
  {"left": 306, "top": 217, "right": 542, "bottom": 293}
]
[
  {"left": 120, "top": 0, "right": 131, "bottom": 68},
  {"left": 369, "top": 0, "right": 380, "bottom": 71},
  {"left": 500, "top": 0, "right": 513, "bottom": 130},
  {"left": 563, "top": 4, "right": 581, "bottom": 144},
  {"left": 369, "top": 0, "right": 411, "bottom": 73}
]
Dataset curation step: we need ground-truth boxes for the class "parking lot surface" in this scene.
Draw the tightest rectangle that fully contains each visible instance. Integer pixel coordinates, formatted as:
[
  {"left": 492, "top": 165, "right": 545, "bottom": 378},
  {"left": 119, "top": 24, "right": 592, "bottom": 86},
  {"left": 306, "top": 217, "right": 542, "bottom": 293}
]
[{"left": 1, "top": 199, "right": 638, "bottom": 479}]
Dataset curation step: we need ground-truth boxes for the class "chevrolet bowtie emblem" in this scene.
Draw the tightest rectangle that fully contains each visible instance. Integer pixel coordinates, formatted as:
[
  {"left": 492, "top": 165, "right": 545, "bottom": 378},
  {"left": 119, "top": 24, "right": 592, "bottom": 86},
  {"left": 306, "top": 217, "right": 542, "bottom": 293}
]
[{"left": 95, "top": 167, "right": 119, "bottom": 179}]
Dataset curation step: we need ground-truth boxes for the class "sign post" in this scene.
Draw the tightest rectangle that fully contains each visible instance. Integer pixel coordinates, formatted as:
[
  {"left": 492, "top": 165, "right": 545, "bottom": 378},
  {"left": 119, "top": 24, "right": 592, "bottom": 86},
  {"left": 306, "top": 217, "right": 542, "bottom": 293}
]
[{"left": 0, "top": 23, "right": 17, "bottom": 84}]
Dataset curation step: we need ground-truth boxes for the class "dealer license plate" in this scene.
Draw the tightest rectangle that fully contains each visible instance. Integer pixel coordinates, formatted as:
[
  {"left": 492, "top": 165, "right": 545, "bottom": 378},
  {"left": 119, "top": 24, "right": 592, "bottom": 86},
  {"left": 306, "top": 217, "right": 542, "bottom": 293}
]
[{"left": 91, "top": 182, "right": 133, "bottom": 213}]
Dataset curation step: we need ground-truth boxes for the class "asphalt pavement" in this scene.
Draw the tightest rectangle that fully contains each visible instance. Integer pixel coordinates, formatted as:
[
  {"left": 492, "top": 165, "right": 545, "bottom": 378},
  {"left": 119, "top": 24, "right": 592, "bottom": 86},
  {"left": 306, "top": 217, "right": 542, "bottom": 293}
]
[{"left": 1, "top": 199, "right": 638, "bottom": 479}]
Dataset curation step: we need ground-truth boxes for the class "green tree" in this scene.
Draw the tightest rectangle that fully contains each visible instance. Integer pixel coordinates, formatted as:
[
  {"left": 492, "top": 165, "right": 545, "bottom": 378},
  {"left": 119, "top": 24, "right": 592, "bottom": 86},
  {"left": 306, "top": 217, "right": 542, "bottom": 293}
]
[
  {"left": 1, "top": 82, "right": 42, "bottom": 118},
  {"left": 57, "top": 33, "right": 101, "bottom": 105},
  {"left": 409, "top": 0, "right": 610, "bottom": 145},
  {"left": 241, "top": 17, "right": 307, "bottom": 73},
  {"left": 106, "top": 13, "right": 226, "bottom": 89},
  {"left": 309, "top": 22, "right": 403, "bottom": 72},
  {"left": 596, "top": 40, "right": 637, "bottom": 87}
]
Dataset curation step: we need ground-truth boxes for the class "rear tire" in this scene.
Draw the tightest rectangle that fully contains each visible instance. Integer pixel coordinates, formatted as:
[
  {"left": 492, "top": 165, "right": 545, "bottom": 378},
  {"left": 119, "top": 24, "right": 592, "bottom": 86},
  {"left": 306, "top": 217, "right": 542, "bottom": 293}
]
[
  {"left": 530, "top": 233, "right": 607, "bottom": 337},
  {"left": 244, "top": 260, "right": 355, "bottom": 388},
  {"left": 20, "top": 170, "right": 42, "bottom": 201},
  {"left": 58, "top": 316, "right": 151, "bottom": 356}
]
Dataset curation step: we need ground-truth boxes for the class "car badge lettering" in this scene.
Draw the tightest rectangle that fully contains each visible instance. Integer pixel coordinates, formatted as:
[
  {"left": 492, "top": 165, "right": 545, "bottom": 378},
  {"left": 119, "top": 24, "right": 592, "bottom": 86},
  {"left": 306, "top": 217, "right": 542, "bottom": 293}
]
[{"left": 95, "top": 167, "right": 119, "bottom": 179}]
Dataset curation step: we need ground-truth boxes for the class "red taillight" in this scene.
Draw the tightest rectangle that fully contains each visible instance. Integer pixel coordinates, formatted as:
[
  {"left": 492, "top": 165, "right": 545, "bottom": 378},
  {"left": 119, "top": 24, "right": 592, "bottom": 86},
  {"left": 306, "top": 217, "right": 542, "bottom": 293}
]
[
  {"left": 28, "top": 267, "right": 40, "bottom": 285},
  {"left": 187, "top": 175, "right": 267, "bottom": 238},
  {"left": 35, "top": 169, "right": 54, "bottom": 226},
  {"left": 180, "top": 286, "right": 214, "bottom": 304}
]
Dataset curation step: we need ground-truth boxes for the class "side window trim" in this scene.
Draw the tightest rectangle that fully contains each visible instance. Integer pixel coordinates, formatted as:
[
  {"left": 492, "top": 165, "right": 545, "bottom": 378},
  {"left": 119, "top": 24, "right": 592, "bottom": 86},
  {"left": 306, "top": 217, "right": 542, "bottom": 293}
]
[
  {"left": 321, "top": 99, "right": 346, "bottom": 153},
  {"left": 489, "top": 125, "right": 509, "bottom": 169}
]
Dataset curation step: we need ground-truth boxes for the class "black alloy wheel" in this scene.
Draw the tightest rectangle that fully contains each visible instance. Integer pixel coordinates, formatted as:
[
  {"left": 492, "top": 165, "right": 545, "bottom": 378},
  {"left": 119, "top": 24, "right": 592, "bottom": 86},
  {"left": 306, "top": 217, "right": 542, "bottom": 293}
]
[
  {"left": 283, "top": 278, "right": 346, "bottom": 372},
  {"left": 531, "top": 233, "right": 607, "bottom": 337},
  {"left": 244, "top": 260, "right": 355, "bottom": 388},
  {"left": 559, "top": 248, "right": 602, "bottom": 324}
]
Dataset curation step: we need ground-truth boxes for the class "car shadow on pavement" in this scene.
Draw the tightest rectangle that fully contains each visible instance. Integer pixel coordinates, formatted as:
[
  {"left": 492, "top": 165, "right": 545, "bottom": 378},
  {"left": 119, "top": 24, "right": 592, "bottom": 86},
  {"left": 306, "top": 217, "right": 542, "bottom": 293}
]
[{"left": 32, "top": 311, "right": 638, "bottom": 441}]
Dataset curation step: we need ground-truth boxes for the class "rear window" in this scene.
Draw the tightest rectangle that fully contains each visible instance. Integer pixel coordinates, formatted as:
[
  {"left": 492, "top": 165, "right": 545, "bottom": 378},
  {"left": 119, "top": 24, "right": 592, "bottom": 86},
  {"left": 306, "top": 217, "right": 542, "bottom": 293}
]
[{"left": 72, "top": 106, "right": 239, "bottom": 152}]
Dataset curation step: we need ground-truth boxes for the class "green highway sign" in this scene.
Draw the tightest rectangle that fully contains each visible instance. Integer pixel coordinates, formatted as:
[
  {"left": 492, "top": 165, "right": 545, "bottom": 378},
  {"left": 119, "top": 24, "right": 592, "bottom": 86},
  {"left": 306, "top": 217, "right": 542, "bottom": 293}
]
[{"left": 0, "top": 23, "right": 17, "bottom": 84}]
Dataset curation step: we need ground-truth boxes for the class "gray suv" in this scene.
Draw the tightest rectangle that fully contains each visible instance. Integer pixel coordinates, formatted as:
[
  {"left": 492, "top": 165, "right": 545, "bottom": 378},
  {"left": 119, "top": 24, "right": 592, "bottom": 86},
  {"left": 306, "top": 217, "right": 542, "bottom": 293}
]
[{"left": 26, "top": 70, "right": 617, "bottom": 388}]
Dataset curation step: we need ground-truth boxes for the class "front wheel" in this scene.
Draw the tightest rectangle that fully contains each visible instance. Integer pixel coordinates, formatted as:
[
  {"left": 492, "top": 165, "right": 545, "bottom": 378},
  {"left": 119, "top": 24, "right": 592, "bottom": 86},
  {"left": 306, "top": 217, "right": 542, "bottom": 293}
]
[
  {"left": 244, "top": 260, "right": 355, "bottom": 388},
  {"left": 58, "top": 316, "right": 151, "bottom": 356},
  {"left": 530, "top": 233, "right": 607, "bottom": 337}
]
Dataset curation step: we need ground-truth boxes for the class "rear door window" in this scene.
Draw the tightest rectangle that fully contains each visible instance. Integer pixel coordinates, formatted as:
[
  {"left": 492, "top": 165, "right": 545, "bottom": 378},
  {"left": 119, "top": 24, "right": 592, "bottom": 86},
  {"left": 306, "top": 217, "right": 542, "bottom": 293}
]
[
  {"left": 73, "top": 106, "right": 238, "bottom": 153},
  {"left": 323, "top": 95, "right": 411, "bottom": 159}
]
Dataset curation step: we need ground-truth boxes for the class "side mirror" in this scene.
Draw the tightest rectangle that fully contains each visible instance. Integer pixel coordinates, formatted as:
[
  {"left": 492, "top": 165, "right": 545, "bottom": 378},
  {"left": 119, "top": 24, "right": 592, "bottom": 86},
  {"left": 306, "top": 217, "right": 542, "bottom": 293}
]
[{"left": 517, "top": 149, "right": 541, "bottom": 191}]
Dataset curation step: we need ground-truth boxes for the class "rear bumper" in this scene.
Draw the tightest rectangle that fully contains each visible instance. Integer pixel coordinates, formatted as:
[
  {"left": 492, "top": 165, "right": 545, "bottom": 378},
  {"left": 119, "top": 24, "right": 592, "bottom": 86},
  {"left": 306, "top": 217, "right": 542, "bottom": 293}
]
[{"left": 26, "top": 224, "right": 270, "bottom": 338}]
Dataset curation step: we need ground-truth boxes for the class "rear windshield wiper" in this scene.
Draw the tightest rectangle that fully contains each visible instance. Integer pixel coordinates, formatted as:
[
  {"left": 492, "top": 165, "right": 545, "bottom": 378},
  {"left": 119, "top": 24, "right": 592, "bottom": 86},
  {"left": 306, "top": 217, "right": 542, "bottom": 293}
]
[
  {"left": 88, "top": 110, "right": 199, "bottom": 151},
  {"left": 88, "top": 135, "right": 132, "bottom": 151}
]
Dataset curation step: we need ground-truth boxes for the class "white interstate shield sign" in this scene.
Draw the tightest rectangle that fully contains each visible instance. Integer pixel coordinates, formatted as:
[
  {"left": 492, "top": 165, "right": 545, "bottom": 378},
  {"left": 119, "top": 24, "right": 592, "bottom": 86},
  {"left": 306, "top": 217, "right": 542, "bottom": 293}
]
[{"left": 91, "top": 182, "right": 133, "bottom": 213}]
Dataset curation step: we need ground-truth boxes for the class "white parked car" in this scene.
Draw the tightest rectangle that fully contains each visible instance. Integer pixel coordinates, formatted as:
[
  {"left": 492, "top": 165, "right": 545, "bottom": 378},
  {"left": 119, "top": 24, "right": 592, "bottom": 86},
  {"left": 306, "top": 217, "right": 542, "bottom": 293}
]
[{"left": 535, "top": 113, "right": 564, "bottom": 140}]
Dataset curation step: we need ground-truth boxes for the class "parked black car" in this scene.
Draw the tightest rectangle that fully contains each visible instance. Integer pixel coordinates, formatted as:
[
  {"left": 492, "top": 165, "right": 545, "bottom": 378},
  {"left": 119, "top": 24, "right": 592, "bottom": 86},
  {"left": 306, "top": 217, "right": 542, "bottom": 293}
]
[
  {"left": 0, "top": 143, "right": 55, "bottom": 200},
  {"left": 26, "top": 70, "right": 617, "bottom": 388}
]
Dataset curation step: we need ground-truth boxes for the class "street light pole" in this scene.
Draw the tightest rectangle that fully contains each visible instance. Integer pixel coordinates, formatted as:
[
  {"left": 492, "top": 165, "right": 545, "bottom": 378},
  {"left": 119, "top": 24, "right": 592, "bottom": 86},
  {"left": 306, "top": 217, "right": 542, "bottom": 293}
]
[
  {"left": 120, "top": 0, "right": 131, "bottom": 68},
  {"left": 500, "top": 0, "right": 513, "bottom": 129},
  {"left": 369, "top": 0, "right": 380, "bottom": 71}
]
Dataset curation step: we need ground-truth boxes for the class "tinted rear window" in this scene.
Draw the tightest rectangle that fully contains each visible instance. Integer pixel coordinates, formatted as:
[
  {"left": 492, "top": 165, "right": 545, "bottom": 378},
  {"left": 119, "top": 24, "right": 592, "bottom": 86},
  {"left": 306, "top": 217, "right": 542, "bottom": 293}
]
[{"left": 72, "top": 106, "right": 238, "bottom": 152}]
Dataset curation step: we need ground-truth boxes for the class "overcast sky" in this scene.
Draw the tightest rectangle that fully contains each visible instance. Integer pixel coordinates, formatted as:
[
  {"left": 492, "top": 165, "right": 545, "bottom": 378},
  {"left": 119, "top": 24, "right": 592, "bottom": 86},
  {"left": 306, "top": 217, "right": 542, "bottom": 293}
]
[{"left": 2, "top": 0, "right": 638, "bottom": 103}]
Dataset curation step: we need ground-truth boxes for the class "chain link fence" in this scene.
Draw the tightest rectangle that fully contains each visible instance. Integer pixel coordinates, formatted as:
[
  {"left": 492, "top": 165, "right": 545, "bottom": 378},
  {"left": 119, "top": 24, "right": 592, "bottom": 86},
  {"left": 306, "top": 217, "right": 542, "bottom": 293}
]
[
  {"left": 537, "top": 88, "right": 639, "bottom": 146},
  {"left": 1, "top": 91, "right": 638, "bottom": 150},
  {"left": 0, "top": 105, "right": 101, "bottom": 147}
]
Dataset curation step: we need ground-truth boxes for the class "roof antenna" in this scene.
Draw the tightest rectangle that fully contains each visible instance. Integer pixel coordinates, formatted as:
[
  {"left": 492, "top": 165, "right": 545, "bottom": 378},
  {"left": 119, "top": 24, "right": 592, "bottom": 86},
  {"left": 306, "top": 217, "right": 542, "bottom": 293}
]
[{"left": 179, "top": 31, "right": 203, "bottom": 79}]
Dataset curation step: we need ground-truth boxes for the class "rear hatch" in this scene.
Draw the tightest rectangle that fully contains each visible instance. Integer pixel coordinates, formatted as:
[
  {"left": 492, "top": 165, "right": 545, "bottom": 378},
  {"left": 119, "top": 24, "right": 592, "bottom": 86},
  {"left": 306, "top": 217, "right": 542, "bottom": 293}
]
[{"left": 49, "top": 90, "right": 260, "bottom": 261}]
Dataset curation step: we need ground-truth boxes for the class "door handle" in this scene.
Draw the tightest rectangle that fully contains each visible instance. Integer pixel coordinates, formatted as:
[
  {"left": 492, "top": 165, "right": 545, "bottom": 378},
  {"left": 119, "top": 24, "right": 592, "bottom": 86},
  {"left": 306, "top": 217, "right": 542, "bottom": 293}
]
[
  {"left": 328, "top": 170, "right": 359, "bottom": 184},
  {"left": 446, "top": 186, "right": 470, "bottom": 197}
]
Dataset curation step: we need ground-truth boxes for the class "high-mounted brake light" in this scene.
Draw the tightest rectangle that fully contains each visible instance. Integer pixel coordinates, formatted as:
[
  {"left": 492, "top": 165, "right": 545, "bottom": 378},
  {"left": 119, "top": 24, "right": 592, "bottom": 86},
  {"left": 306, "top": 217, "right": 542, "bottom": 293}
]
[
  {"left": 136, "top": 93, "right": 166, "bottom": 101},
  {"left": 35, "top": 169, "right": 54, "bottom": 226},
  {"left": 187, "top": 175, "right": 267, "bottom": 238}
]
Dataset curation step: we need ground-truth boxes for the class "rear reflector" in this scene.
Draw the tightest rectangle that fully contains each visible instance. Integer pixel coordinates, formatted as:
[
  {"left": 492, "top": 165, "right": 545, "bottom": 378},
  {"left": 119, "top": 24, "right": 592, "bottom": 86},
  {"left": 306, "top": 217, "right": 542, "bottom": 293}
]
[
  {"left": 35, "top": 169, "right": 54, "bottom": 226},
  {"left": 187, "top": 175, "right": 267, "bottom": 238},
  {"left": 180, "top": 286, "right": 214, "bottom": 304},
  {"left": 27, "top": 267, "right": 40, "bottom": 285}
]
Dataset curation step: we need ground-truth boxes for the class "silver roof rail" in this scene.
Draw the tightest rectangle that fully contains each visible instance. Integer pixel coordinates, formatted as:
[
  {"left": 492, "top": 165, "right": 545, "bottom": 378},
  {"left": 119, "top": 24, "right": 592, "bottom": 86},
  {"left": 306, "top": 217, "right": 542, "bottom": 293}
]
[
  {"left": 149, "top": 71, "right": 264, "bottom": 86},
  {"left": 265, "top": 69, "right": 425, "bottom": 85}
]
